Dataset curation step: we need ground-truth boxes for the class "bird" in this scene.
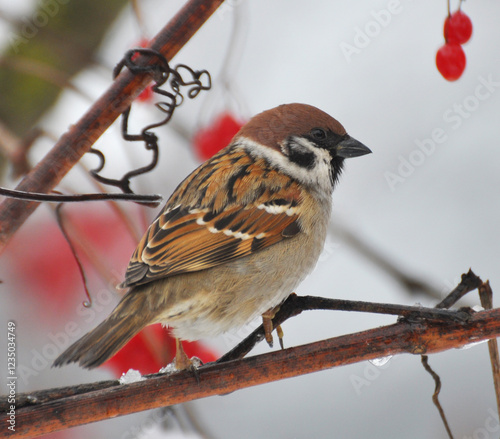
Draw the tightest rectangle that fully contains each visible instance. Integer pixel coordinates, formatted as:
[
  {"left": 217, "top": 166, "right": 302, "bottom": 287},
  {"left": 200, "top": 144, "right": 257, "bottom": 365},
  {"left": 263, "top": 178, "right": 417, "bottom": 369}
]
[{"left": 53, "top": 103, "right": 371, "bottom": 370}]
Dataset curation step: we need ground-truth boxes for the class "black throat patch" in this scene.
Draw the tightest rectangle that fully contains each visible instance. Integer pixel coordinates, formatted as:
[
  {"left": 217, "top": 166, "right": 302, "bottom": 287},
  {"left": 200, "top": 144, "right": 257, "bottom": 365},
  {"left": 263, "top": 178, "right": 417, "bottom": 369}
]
[{"left": 282, "top": 137, "right": 316, "bottom": 169}]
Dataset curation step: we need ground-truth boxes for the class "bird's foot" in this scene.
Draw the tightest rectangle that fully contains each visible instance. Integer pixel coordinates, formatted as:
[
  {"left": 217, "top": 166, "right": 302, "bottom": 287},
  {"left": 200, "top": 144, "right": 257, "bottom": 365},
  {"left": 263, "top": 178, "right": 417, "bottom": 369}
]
[
  {"left": 159, "top": 339, "right": 202, "bottom": 379},
  {"left": 262, "top": 307, "right": 284, "bottom": 349}
]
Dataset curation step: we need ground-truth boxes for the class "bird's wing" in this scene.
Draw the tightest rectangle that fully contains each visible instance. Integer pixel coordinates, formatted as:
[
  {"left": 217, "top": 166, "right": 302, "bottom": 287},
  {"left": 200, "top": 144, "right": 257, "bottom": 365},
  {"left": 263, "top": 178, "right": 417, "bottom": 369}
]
[{"left": 120, "top": 147, "right": 304, "bottom": 288}]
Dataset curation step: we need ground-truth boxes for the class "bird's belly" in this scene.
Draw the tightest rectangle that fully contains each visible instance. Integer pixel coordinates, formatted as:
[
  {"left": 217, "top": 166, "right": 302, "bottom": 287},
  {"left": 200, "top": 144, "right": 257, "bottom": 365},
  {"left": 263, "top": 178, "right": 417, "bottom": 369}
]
[{"left": 151, "top": 230, "right": 325, "bottom": 341}]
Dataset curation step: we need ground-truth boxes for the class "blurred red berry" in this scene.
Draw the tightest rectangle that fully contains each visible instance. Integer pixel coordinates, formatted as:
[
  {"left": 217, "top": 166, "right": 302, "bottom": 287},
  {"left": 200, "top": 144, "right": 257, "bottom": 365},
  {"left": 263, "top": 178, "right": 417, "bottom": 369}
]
[
  {"left": 436, "top": 43, "right": 466, "bottom": 81},
  {"left": 103, "top": 324, "right": 218, "bottom": 376},
  {"left": 444, "top": 10, "right": 473, "bottom": 45},
  {"left": 5, "top": 202, "right": 219, "bottom": 376},
  {"left": 136, "top": 85, "right": 153, "bottom": 102},
  {"left": 193, "top": 112, "right": 245, "bottom": 161},
  {"left": 132, "top": 38, "right": 154, "bottom": 103},
  {"left": 4, "top": 206, "right": 136, "bottom": 322},
  {"left": 131, "top": 38, "right": 150, "bottom": 58}
]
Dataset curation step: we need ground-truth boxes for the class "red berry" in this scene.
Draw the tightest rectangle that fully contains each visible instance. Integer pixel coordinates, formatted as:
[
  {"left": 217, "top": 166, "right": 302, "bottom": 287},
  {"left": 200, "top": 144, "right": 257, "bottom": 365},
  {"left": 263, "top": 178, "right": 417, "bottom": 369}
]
[
  {"left": 193, "top": 112, "right": 245, "bottom": 160},
  {"left": 136, "top": 85, "right": 153, "bottom": 102},
  {"left": 444, "top": 11, "right": 473, "bottom": 45},
  {"left": 436, "top": 43, "right": 466, "bottom": 81},
  {"left": 132, "top": 39, "right": 154, "bottom": 103},
  {"left": 102, "top": 324, "right": 218, "bottom": 376}
]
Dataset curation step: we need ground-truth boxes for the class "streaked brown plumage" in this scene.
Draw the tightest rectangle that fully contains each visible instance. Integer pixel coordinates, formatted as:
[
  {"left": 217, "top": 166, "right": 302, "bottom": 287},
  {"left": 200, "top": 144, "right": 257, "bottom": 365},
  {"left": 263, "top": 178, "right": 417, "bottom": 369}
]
[
  {"left": 54, "top": 103, "right": 371, "bottom": 370},
  {"left": 121, "top": 149, "right": 303, "bottom": 286}
]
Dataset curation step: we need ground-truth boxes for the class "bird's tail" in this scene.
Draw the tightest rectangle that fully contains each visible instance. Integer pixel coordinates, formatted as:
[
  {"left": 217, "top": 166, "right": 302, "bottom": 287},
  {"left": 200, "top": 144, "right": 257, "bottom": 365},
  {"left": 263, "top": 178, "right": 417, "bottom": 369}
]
[{"left": 53, "top": 288, "right": 155, "bottom": 369}]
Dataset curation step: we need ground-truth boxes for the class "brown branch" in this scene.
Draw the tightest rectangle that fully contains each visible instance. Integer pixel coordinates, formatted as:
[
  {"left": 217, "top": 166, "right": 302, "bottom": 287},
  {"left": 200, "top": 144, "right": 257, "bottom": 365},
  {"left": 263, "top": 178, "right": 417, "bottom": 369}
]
[
  {"left": 436, "top": 268, "right": 482, "bottom": 308},
  {"left": 218, "top": 271, "right": 481, "bottom": 362},
  {"left": 217, "top": 293, "right": 475, "bottom": 363},
  {"left": 4, "top": 295, "right": 475, "bottom": 410},
  {"left": 0, "top": 186, "right": 161, "bottom": 204},
  {"left": 0, "top": 0, "right": 225, "bottom": 253},
  {"left": 417, "top": 269, "right": 481, "bottom": 438},
  {"left": 2, "top": 306, "right": 500, "bottom": 438},
  {"left": 479, "top": 280, "right": 500, "bottom": 421}
]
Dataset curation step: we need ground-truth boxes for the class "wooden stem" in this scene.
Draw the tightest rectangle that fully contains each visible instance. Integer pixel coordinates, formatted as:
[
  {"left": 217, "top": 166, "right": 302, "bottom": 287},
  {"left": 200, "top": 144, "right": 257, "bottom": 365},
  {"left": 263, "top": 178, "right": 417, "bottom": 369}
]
[
  {"left": 2, "top": 307, "right": 500, "bottom": 438},
  {"left": 0, "top": 0, "right": 225, "bottom": 252}
]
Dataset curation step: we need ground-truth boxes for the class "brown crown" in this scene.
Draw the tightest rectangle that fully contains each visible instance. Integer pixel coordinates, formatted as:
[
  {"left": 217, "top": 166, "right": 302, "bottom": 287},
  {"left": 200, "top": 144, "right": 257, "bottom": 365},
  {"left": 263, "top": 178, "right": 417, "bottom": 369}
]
[{"left": 236, "top": 103, "right": 347, "bottom": 151}]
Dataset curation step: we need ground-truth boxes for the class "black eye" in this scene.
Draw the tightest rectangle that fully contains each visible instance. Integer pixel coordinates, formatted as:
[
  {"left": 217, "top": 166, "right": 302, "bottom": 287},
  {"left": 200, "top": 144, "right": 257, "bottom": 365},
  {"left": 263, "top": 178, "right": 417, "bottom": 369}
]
[{"left": 310, "top": 128, "right": 327, "bottom": 140}]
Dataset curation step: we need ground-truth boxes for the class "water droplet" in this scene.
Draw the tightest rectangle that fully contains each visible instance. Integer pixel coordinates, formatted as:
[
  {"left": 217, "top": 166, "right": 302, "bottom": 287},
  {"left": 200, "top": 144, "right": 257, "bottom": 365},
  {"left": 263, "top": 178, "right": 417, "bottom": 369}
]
[{"left": 369, "top": 355, "right": 393, "bottom": 367}]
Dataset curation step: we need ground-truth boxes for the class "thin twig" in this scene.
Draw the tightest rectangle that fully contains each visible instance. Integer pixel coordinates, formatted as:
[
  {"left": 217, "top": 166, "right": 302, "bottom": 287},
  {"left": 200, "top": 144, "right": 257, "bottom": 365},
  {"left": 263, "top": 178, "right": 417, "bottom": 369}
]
[
  {"left": 2, "top": 306, "right": 499, "bottom": 439},
  {"left": 436, "top": 269, "right": 482, "bottom": 309},
  {"left": 478, "top": 280, "right": 500, "bottom": 421},
  {"left": 0, "top": 0, "right": 226, "bottom": 253},
  {"left": 0, "top": 186, "right": 162, "bottom": 205},
  {"left": 417, "top": 268, "right": 482, "bottom": 436},
  {"left": 78, "top": 161, "right": 144, "bottom": 243},
  {"left": 218, "top": 293, "right": 474, "bottom": 363},
  {"left": 55, "top": 204, "right": 93, "bottom": 307},
  {"left": 50, "top": 202, "right": 128, "bottom": 289},
  {"left": 421, "top": 355, "right": 454, "bottom": 439}
]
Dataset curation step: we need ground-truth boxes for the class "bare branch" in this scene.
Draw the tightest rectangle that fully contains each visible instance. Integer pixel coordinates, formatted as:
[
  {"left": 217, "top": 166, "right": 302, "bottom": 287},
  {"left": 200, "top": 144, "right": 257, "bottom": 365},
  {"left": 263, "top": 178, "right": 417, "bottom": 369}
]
[
  {"left": 421, "top": 355, "right": 454, "bottom": 439},
  {"left": 0, "top": 0, "right": 226, "bottom": 253},
  {"left": 479, "top": 280, "right": 500, "bottom": 421},
  {"left": 2, "top": 305, "right": 500, "bottom": 438},
  {"left": 217, "top": 293, "right": 475, "bottom": 363},
  {"left": 0, "top": 186, "right": 161, "bottom": 205}
]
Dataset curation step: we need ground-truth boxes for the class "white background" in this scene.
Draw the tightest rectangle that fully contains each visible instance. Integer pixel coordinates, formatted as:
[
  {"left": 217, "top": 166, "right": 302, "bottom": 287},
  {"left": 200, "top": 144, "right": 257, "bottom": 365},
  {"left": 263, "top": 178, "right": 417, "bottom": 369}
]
[{"left": 1, "top": 0, "right": 500, "bottom": 438}]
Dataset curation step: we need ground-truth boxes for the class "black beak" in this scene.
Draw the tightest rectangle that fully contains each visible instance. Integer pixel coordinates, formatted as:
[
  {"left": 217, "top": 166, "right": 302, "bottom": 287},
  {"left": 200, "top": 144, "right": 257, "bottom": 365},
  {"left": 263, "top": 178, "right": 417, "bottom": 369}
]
[{"left": 336, "top": 136, "right": 372, "bottom": 158}]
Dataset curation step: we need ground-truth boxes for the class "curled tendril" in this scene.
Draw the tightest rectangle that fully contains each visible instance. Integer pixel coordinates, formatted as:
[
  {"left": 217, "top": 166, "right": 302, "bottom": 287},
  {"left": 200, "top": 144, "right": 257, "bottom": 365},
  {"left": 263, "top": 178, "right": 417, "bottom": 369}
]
[
  {"left": 89, "top": 48, "right": 212, "bottom": 196},
  {"left": 55, "top": 203, "right": 93, "bottom": 308}
]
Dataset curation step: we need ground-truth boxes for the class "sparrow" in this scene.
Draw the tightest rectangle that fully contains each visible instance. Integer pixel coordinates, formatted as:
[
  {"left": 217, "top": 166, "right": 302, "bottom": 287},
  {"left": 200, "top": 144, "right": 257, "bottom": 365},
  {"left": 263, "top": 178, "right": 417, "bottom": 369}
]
[{"left": 53, "top": 103, "right": 371, "bottom": 370}]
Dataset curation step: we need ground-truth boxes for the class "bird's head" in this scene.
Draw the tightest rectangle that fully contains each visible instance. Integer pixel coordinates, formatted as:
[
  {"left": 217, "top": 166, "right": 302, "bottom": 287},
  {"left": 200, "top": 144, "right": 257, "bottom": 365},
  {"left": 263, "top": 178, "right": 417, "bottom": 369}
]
[{"left": 234, "top": 103, "right": 372, "bottom": 192}]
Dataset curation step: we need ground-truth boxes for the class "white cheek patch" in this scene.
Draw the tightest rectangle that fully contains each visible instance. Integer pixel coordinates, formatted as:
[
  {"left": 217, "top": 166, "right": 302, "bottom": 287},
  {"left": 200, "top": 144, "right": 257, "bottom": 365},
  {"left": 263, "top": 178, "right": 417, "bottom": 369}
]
[
  {"left": 238, "top": 137, "right": 334, "bottom": 193},
  {"left": 281, "top": 138, "right": 316, "bottom": 168}
]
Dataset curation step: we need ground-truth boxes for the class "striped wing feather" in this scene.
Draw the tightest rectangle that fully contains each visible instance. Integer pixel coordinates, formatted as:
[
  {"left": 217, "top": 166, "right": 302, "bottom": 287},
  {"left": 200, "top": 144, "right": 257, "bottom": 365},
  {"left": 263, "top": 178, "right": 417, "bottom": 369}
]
[{"left": 120, "top": 146, "right": 303, "bottom": 288}]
